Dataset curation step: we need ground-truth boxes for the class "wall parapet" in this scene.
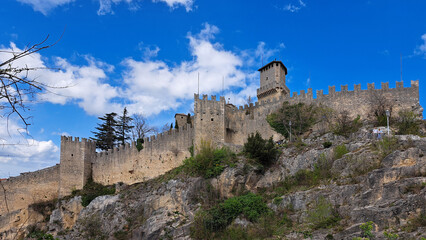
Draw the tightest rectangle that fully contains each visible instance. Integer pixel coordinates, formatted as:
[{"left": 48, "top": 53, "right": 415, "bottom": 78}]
[{"left": 226, "top": 80, "right": 420, "bottom": 116}]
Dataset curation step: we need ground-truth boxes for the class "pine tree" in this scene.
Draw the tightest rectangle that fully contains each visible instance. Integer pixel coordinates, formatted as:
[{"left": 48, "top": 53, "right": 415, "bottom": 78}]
[
  {"left": 117, "top": 107, "right": 134, "bottom": 145},
  {"left": 91, "top": 112, "right": 119, "bottom": 151}
]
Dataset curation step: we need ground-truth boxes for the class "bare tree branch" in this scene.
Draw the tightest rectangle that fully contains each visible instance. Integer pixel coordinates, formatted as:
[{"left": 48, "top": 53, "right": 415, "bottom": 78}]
[
  {"left": 131, "top": 114, "right": 154, "bottom": 141},
  {"left": 0, "top": 35, "right": 63, "bottom": 130}
]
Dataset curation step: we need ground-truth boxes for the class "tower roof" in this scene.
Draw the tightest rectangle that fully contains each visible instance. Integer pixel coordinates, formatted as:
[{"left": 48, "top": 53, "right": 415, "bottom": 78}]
[{"left": 258, "top": 60, "right": 287, "bottom": 75}]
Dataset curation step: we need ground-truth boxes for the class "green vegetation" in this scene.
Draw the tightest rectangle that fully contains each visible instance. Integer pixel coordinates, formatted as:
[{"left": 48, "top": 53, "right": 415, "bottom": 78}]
[
  {"left": 27, "top": 230, "right": 59, "bottom": 240},
  {"left": 243, "top": 132, "right": 280, "bottom": 167},
  {"left": 360, "top": 221, "right": 374, "bottom": 239},
  {"left": 323, "top": 141, "right": 332, "bottom": 148},
  {"left": 136, "top": 138, "right": 143, "bottom": 151},
  {"left": 80, "top": 213, "right": 106, "bottom": 240},
  {"left": 372, "top": 136, "right": 399, "bottom": 159},
  {"left": 190, "top": 193, "right": 269, "bottom": 239},
  {"left": 182, "top": 141, "right": 236, "bottom": 179},
  {"left": 188, "top": 145, "right": 194, "bottom": 157},
  {"left": 333, "top": 144, "right": 349, "bottom": 160},
  {"left": 266, "top": 101, "right": 318, "bottom": 139},
  {"left": 402, "top": 212, "right": 426, "bottom": 232},
  {"left": 333, "top": 111, "right": 362, "bottom": 137},
  {"left": 261, "top": 154, "right": 335, "bottom": 200},
  {"left": 383, "top": 231, "right": 399, "bottom": 240},
  {"left": 396, "top": 110, "right": 421, "bottom": 135},
  {"left": 307, "top": 196, "right": 340, "bottom": 230},
  {"left": 72, "top": 178, "right": 115, "bottom": 207}
]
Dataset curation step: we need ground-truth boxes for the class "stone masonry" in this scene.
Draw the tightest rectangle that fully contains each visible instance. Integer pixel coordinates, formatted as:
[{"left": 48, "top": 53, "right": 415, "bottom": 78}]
[{"left": 0, "top": 60, "right": 422, "bottom": 218}]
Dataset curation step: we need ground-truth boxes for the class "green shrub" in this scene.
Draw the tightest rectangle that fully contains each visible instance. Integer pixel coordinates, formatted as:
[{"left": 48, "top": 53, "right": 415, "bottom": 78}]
[
  {"left": 333, "top": 144, "right": 348, "bottom": 160},
  {"left": 383, "top": 231, "right": 398, "bottom": 240},
  {"left": 396, "top": 110, "right": 420, "bottom": 135},
  {"left": 183, "top": 141, "right": 235, "bottom": 179},
  {"left": 190, "top": 193, "right": 269, "bottom": 239},
  {"left": 360, "top": 221, "right": 374, "bottom": 238},
  {"left": 188, "top": 145, "right": 194, "bottom": 157},
  {"left": 136, "top": 138, "right": 143, "bottom": 151},
  {"left": 73, "top": 178, "right": 115, "bottom": 207},
  {"left": 314, "top": 153, "right": 334, "bottom": 180},
  {"left": 307, "top": 196, "right": 340, "bottom": 229},
  {"left": 333, "top": 111, "right": 362, "bottom": 137},
  {"left": 323, "top": 141, "right": 332, "bottom": 148},
  {"left": 373, "top": 136, "right": 399, "bottom": 159},
  {"left": 266, "top": 101, "right": 318, "bottom": 139},
  {"left": 243, "top": 132, "right": 280, "bottom": 167},
  {"left": 27, "top": 230, "right": 59, "bottom": 240}
]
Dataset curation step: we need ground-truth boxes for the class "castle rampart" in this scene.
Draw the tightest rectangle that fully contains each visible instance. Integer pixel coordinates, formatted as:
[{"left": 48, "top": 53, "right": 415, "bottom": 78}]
[
  {"left": 222, "top": 80, "right": 421, "bottom": 145},
  {"left": 0, "top": 165, "right": 60, "bottom": 215},
  {"left": 0, "top": 59, "right": 422, "bottom": 230},
  {"left": 92, "top": 124, "right": 194, "bottom": 185}
]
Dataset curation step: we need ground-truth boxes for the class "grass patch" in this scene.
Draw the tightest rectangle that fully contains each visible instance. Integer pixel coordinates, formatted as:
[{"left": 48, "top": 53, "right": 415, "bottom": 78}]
[
  {"left": 27, "top": 229, "right": 59, "bottom": 240},
  {"left": 261, "top": 154, "right": 335, "bottom": 200},
  {"left": 72, "top": 178, "right": 115, "bottom": 207},
  {"left": 333, "top": 144, "right": 349, "bottom": 160},
  {"left": 182, "top": 141, "right": 236, "bottom": 179},
  {"left": 307, "top": 196, "right": 340, "bottom": 229},
  {"left": 372, "top": 136, "right": 399, "bottom": 159}
]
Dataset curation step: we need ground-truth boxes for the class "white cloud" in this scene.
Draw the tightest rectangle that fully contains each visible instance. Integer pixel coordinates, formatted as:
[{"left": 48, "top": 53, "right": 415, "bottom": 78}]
[
  {"left": 1, "top": 24, "right": 282, "bottom": 119},
  {"left": 415, "top": 33, "right": 426, "bottom": 58},
  {"left": 16, "top": 0, "right": 74, "bottom": 15},
  {"left": 0, "top": 44, "right": 121, "bottom": 116},
  {"left": 97, "top": 0, "right": 137, "bottom": 15},
  {"left": 97, "top": 0, "right": 193, "bottom": 15},
  {"left": 121, "top": 23, "right": 246, "bottom": 116},
  {"left": 153, "top": 0, "right": 194, "bottom": 12},
  {"left": 241, "top": 41, "right": 285, "bottom": 67},
  {"left": 138, "top": 42, "right": 161, "bottom": 60},
  {"left": 0, "top": 117, "right": 59, "bottom": 177},
  {"left": 283, "top": 0, "right": 306, "bottom": 12}
]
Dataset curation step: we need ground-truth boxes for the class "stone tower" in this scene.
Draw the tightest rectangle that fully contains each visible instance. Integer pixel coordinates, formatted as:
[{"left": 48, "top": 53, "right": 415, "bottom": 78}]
[
  {"left": 256, "top": 60, "right": 290, "bottom": 101},
  {"left": 58, "top": 136, "right": 96, "bottom": 197},
  {"left": 193, "top": 94, "right": 226, "bottom": 148}
]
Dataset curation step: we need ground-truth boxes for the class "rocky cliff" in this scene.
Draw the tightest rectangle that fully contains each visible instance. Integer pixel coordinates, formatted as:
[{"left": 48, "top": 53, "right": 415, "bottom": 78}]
[{"left": 1, "top": 130, "right": 425, "bottom": 240}]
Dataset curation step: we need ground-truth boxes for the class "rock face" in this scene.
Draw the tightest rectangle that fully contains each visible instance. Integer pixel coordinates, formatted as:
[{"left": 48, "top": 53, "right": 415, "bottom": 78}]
[{"left": 2, "top": 133, "right": 425, "bottom": 240}]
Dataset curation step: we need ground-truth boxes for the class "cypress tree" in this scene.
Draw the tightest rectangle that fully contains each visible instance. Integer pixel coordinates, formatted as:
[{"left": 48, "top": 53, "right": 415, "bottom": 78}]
[
  {"left": 117, "top": 107, "right": 134, "bottom": 145},
  {"left": 91, "top": 112, "right": 119, "bottom": 151}
]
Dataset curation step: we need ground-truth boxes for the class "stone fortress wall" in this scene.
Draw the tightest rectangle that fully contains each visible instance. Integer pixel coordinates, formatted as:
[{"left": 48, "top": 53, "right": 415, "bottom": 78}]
[
  {"left": 0, "top": 58, "right": 421, "bottom": 223},
  {"left": 91, "top": 124, "right": 194, "bottom": 186},
  {"left": 221, "top": 80, "right": 421, "bottom": 146},
  {"left": 0, "top": 165, "right": 60, "bottom": 215}
]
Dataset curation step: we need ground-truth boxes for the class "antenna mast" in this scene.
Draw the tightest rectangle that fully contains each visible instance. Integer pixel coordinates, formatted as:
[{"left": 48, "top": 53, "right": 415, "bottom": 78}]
[
  {"left": 400, "top": 53, "right": 403, "bottom": 82},
  {"left": 222, "top": 76, "right": 224, "bottom": 96}
]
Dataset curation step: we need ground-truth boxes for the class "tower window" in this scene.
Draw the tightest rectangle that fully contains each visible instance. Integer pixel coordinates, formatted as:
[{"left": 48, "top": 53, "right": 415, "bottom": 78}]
[
  {"left": 211, "top": 118, "right": 214, "bottom": 121},
  {"left": 71, "top": 154, "right": 73, "bottom": 157},
  {"left": 266, "top": 77, "right": 268, "bottom": 80}
]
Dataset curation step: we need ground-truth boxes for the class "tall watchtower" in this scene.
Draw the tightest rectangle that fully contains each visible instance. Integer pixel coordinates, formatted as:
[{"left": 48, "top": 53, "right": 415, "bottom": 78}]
[
  {"left": 256, "top": 60, "right": 290, "bottom": 101},
  {"left": 58, "top": 136, "right": 96, "bottom": 197}
]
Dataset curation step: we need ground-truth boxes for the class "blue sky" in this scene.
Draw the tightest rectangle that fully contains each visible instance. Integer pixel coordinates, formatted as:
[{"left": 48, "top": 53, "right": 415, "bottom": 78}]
[{"left": 0, "top": 0, "right": 425, "bottom": 178}]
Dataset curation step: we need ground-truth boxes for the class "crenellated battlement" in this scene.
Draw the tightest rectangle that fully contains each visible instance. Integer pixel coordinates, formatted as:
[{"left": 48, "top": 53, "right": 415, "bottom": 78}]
[{"left": 3, "top": 59, "right": 421, "bottom": 220}]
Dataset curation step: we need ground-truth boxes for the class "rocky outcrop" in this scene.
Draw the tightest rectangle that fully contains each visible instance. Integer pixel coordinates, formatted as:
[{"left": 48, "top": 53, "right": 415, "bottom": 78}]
[{"left": 2, "top": 134, "right": 424, "bottom": 240}]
